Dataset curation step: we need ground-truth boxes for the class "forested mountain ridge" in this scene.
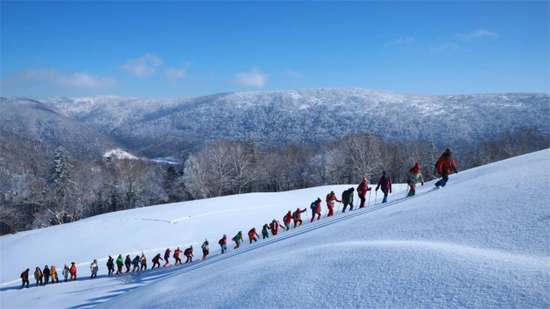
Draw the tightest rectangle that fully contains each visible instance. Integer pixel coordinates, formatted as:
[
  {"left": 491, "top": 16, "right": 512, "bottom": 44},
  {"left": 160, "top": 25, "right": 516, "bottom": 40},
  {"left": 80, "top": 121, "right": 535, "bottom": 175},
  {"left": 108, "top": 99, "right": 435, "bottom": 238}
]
[{"left": 19, "top": 88, "right": 548, "bottom": 158}]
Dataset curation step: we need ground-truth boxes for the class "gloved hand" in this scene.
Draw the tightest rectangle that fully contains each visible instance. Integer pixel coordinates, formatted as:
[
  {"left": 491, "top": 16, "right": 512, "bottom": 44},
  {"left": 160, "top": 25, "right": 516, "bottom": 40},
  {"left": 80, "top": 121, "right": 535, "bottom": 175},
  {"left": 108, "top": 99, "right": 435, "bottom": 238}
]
[
  {"left": 407, "top": 180, "right": 410, "bottom": 184},
  {"left": 455, "top": 170, "right": 459, "bottom": 174},
  {"left": 421, "top": 182, "right": 424, "bottom": 186},
  {"left": 390, "top": 190, "right": 392, "bottom": 194},
  {"left": 375, "top": 187, "right": 379, "bottom": 191}
]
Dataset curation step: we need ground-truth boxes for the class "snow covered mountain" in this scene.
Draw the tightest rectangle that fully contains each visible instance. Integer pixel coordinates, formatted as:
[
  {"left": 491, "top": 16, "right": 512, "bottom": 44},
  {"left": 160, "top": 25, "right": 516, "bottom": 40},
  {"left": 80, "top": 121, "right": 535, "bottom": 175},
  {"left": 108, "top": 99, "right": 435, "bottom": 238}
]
[
  {"left": 0, "top": 97, "right": 125, "bottom": 158},
  {"left": 1, "top": 149, "right": 548, "bottom": 308},
  {"left": 29, "top": 89, "right": 550, "bottom": 157}
]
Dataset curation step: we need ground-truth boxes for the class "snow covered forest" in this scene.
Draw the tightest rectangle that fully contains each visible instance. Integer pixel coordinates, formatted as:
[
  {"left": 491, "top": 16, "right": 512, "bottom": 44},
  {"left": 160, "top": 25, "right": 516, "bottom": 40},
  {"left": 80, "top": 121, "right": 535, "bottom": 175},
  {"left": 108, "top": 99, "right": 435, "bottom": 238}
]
[{"left": 1, "top": 127, "right": 548, "bottom": 235}]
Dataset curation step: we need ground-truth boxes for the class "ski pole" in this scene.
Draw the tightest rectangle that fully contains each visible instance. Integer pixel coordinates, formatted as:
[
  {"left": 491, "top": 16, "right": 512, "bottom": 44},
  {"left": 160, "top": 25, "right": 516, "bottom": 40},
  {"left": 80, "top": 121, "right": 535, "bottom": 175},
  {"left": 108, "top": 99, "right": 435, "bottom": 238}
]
[
  {"left": 374, "top": 191, "right": 377, "bottom": 206},
  {"left": 405, "top": 185, "right": 409, "bottom": 197},
  {"left": 336, "top": 202, "right": 341, "bottom": 214}
]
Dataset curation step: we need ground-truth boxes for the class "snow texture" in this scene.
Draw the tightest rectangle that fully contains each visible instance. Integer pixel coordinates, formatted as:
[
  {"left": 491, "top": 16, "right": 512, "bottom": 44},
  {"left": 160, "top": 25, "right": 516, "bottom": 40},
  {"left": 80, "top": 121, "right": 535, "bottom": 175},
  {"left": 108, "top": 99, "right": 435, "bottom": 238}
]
[{"left": 1, "top": 150, "right": 549, "bottom": 308}]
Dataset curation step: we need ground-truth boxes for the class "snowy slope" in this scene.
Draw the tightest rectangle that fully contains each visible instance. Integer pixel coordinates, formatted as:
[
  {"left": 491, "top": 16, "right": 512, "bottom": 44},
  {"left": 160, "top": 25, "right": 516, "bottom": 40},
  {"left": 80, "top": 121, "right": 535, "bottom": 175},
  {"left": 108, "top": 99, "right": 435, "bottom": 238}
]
[{"left": 1, "top": 150, "right": 549, "bottom": 308}]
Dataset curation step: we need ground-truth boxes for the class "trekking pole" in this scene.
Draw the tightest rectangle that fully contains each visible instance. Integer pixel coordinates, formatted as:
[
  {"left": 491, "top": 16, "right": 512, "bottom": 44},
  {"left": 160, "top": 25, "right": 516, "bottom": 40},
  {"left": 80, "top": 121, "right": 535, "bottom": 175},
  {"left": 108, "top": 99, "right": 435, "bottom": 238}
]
[{"left": 367, "top": 191, "right": 371, "bottom": 207}]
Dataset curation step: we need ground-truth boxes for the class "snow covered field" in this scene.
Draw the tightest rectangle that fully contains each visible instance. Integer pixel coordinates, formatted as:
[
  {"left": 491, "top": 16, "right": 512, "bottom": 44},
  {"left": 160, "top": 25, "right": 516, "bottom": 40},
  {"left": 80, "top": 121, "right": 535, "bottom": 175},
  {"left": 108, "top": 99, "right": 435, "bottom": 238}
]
[{"left": 1, "top": 149, "right": 549, "bottom": 308}]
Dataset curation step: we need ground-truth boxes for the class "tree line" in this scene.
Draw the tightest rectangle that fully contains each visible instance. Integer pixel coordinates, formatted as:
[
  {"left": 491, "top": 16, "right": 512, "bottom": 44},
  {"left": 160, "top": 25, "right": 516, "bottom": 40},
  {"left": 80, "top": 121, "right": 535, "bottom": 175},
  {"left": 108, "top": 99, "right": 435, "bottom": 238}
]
[{"left": 1, "top": 128, "right": 548, "bottom": 235}]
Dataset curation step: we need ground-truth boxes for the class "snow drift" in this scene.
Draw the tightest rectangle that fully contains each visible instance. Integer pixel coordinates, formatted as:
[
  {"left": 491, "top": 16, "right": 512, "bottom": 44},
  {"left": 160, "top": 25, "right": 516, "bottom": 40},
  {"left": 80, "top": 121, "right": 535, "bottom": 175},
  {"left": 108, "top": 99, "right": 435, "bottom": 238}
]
[{"left": 0, "top": 149, "right": 548, "bottom": 308}]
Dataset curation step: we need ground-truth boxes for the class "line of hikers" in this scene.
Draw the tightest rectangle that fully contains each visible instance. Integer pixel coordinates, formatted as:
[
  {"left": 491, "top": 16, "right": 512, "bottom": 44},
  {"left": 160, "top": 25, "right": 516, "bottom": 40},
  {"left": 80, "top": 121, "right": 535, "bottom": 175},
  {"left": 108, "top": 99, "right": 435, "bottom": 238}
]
[{"left": 20, "top": 149, "right": 458, "bottom": 289}]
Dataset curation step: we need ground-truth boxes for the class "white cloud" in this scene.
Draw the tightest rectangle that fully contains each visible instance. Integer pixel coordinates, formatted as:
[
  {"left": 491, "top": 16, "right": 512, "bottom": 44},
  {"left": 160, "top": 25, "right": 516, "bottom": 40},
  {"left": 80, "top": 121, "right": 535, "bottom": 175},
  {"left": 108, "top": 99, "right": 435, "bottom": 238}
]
[
  {"left": 430, "top": 43, "right": 459, "bottom": 52},
  {"left": 121, "top": 54, "right": 163, "bottom": 77},
  {"left": 384, "top": 37, "right": 416, "bottom": 47},
  {"left": 233, "top": 66, "right": 268, "bottom": 88},
  {"left": 282, "top": 69, "right": 301, "bottom": 78},
  {"left": 2, "top": 68, "right": 116, "bottom": 89},
  {"left": 455, "top": 29, "right": 498, "bottom": 41},
  {"left": 164, "top": 62, "right": 191, "bottom": 79}
]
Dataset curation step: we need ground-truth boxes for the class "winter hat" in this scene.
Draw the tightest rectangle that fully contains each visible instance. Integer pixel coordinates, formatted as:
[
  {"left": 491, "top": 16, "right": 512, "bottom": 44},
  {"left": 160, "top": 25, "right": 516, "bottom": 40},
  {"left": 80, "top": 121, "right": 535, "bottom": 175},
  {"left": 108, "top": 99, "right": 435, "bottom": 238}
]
[
  {"left": 445, "top": 148, "right": 452, "bottom": 153},
  {"left": 415, "top": 162, "right": 420, "bottom": 169},
  {"left": 382, "top": 170, "right": 387, "bottom": 175},
  {"left": 363, "top": 176, "right": 367, "bottom": 182}
]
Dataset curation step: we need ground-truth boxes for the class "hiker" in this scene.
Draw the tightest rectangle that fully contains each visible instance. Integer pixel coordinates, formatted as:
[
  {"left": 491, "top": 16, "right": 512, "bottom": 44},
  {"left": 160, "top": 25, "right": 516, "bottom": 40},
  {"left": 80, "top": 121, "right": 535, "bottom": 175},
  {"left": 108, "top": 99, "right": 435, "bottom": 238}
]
[
  {"left": 261, "top": 224, "right": 271, "bottom": 239},
  {"left": 248, "top": 227, "right": 260, "bottom": 243},
  {"left": 435, "top": 148, "right": 459, "bottom": 188},
  {"left": 342, "top": 188, "right": 354, "bottom": 212},
  {"left": 407, "top": 163, "right": 424, "bottom": 197},
  {"left": 184, "top": 246, "right": 194, "bottom": 263},
  {"left": 219, "top": 234, "right": 228, "bottom": 254},
  {"left": 233, "top": 231, "right": 243, "bottom": 249},
  {"left": 34, "top": 267, "right": 43, "bottom": 286},
  {"left": 69, "top": 262, "right": 77, "bottom": 281},
  {"left": 283, "top": 211, "right": 293, "bottom": 231},
  {"left": 270, "top": 219, "right": 284, "bottom": 236},
  {"left": 140, "top": 253, "right": 148, "bottom": 271},
  {"left": 310, "top": 198, "right": 322, "bottom": 222},
  {"left": 132, "top": 255, "right": 140, "bottom": 272},
  {"left": 292, "top": 208, "right": 307, "bottom": 227},
  {"left": 124, "top": 255, "right": 132, "bottom": 273},
  {"left": 62, "top": 264, "right": 70, "bottom": 282},
  {"left": 20, "top": 269, "right": 30, "bottom": 288},
  {"left": 106, "top": 256, "right": 115, "bottom": 276},
  {"left": 116, "top": 255, "right": 124, "bottom": 274},
  {"left": 43, "top": 265, "right": 50, "bottom": 285},
  {"left": 174, "top": 247, "right": 183, "bottom": 265},
  {"left": 152, "top": 253, "right": 164, "bottom": 269},
  {"left": 357, "top": 176, "right": 372, "bottom": 208},
  {"left": 326, "top": 191, "right": 341, "bottom": 217},
  {"left": 90, "top": 259, "right": 98, "bottom": 278},
  {"left": 202, "top": 239, "right": 210, "bottom": 259},
  {"left": 163, "top": 248, "right": 171, "bottom": 267},
  {"left": 376, "top": 171, "right": 392, "bottom": 203},
  {"left": 51, "top": 265, "right": 59, "bottom": 284}
]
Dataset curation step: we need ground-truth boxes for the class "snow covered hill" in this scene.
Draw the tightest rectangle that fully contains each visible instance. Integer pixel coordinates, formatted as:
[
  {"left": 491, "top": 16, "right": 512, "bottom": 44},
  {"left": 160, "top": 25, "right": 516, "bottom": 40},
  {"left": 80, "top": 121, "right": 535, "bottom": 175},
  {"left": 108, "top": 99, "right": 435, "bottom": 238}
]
[
  {"left": 1, "top": 150, "right": 549, "bottom": 308},
  {"left": 24, "top": 89, "right": 550, "bottom": 157},
  {"left": 0, "top": 97, "right": 124, "bottom": 158}
]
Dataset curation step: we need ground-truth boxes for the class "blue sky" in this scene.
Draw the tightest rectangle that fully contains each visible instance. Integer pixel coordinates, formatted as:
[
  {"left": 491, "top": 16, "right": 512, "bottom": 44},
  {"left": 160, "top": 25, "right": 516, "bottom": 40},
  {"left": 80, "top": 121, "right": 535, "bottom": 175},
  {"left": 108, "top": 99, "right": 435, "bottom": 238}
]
[{"left": 1, "top": 1, "right": 548, "bottom": 98}]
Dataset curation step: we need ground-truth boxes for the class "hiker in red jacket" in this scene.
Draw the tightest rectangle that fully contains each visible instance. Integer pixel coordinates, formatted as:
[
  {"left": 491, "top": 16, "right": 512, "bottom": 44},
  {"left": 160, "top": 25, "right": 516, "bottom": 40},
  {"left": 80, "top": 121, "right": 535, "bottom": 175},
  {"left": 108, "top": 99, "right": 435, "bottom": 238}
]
[
  {"left": 69, "top": 262, "right": 77, "bottom": 281},
  {"left": 184, "top": 246, "right": 194, "bottom": 263},
  {"left": 173, "top": 247, "right": 182, "bottom": 265},
  {"left": 283, "top": 211, "right": 293, "bottom": 231},
  {"left": 270, "top": 219, "right": 284, "bottom": 236},
  {"left": 326, "top": 191, "right": 341, "bottom": 217},
  {"left": 435, "top": 148, "right": 459, "bottom": 188},
  {"left": 310, "top": 198, "right": 322, "bottom": 222},
  {"left": 248, "top": 228, "right": 259, "bottom": 244},
  {"left": 357, "top": 176, "right": 372, "bottom": 208},
  {"left": 151, "top": 253, "right": 164, "bottom": 269},
  {"left": 292, "top": 208, "right": 307, "bottom": 227},
  {"left": 219, "top": 234, "right": 228, "bottom": 254}
]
